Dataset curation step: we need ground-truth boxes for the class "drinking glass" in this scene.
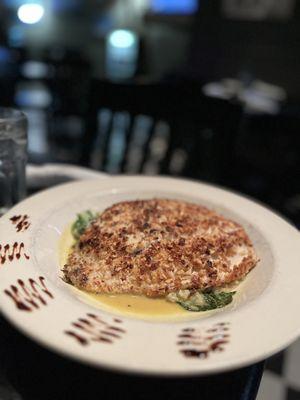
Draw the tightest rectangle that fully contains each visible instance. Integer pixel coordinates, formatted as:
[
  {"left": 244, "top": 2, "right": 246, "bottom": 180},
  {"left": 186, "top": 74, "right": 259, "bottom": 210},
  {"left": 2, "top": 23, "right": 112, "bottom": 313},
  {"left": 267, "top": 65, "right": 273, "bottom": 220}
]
[{"left": 0, "top": 108, "right": 27, "bottom": 214}]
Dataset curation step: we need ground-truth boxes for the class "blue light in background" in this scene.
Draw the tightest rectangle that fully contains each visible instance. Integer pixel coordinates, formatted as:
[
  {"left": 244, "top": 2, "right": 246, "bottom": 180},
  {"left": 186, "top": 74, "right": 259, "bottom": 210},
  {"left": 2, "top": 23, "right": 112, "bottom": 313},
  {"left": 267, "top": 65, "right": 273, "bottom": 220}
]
[
  {"left": 52, "top": 0, "right": 82, "bottom": 12},
  {"left": 109, "top": 30, "right": 137, "bottom": 49},
  {"left": 151, "top": 0, "right": 198, "bottom": 14},
  {"left": 106, "top": 30, "right": 139, "bottom": 81}
]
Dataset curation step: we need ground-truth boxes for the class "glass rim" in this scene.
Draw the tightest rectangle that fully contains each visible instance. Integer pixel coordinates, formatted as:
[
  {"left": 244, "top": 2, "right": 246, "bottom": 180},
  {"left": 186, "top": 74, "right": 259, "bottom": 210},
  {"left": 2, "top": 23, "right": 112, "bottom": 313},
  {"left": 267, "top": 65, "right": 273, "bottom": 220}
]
[{"left": 0, "top": 107, "right": 27, "bottom": 123}]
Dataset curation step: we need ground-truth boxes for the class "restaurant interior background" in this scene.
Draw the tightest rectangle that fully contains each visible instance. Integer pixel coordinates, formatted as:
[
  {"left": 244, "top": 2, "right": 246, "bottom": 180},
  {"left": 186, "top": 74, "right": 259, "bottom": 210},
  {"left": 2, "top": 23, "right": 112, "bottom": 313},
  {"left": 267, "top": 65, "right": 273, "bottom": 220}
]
[{"left": 0, "top": 0, "right": 299, "bottom": 231}]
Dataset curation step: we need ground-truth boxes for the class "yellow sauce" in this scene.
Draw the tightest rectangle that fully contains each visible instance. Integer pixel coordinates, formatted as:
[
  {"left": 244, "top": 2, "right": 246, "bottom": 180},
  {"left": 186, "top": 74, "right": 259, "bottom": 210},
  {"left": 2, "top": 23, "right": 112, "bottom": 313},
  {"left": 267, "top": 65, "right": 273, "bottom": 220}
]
[
  {"left": 86, "top": 293, "right": 187, "bottom": 317},
  {"left": 59, "top": 225, "right": 194, "bottom": 320}
]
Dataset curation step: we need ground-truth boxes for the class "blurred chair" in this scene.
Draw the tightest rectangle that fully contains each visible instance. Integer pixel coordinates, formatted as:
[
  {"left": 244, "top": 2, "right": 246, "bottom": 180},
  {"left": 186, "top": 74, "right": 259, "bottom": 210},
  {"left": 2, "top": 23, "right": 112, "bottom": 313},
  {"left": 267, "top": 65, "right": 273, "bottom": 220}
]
[
  {"left": 44, "top": 48, "right": 91, "bottom": 162},
  {"left": 235, "top": 112, "right": 300, "bottom": 227},
  {"left": 81, "top": 80, "right": 242, "bottom": 185},
  {"left": 13, "top": 48, "right": 91, "bottom": 164}
]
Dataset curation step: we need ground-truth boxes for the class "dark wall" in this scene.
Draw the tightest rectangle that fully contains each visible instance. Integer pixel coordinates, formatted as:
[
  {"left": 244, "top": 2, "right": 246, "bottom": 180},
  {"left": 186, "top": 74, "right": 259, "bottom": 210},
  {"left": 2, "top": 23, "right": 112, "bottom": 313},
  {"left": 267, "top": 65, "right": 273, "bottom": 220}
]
[{"left": 187, "top": 0, "right": 300, "bottom": 98}]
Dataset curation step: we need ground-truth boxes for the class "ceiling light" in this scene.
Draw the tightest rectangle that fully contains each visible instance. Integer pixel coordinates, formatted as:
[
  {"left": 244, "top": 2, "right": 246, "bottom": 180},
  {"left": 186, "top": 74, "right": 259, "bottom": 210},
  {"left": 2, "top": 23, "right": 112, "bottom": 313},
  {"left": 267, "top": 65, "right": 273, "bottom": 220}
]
[{"left": 17, "top": 4, "right": 45, "bottom": 24}]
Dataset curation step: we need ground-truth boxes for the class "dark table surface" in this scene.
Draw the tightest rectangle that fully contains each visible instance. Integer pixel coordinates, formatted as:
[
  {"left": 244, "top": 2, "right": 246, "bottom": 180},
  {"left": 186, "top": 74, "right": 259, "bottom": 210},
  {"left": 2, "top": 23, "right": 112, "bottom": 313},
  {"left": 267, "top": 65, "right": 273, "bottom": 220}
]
[
  {"left": 0, "top": 180, "right": 265, "bottom": 400},
  {"left": 0, "top": 315, "right": 264, "bottom": 400}
]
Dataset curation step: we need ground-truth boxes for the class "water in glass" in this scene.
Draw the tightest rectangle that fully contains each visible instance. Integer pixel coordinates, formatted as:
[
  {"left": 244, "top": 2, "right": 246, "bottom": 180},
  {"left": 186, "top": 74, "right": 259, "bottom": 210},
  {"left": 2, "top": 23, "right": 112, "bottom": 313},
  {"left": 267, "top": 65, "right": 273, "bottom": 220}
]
[{"left": 0, "top": 108, "right": 27, "bottom": 215}]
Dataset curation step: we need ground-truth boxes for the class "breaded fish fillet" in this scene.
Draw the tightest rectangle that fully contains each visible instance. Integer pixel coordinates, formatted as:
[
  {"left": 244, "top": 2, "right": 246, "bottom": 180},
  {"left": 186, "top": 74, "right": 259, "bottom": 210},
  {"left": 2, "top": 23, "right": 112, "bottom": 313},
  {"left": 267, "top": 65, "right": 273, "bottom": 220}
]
[{"left": 63, "top": 199, "right": 258, "bottom": 297}]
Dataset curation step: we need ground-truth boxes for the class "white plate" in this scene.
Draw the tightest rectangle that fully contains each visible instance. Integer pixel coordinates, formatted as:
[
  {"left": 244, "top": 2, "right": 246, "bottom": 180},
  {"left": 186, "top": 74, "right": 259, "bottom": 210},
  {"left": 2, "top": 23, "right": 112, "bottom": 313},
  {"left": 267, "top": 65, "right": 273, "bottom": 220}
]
[{"left": 0, "top": 176, "right": 299, "bottom": 376}]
